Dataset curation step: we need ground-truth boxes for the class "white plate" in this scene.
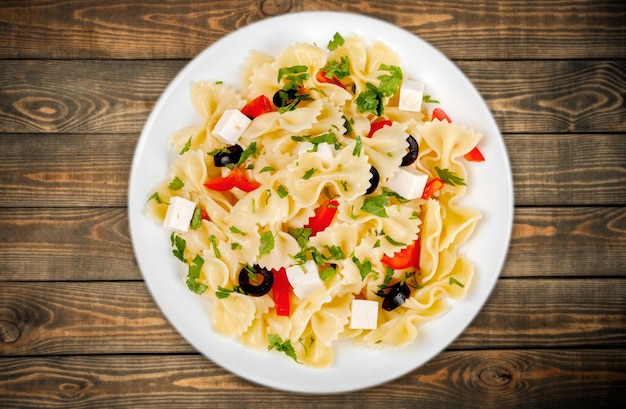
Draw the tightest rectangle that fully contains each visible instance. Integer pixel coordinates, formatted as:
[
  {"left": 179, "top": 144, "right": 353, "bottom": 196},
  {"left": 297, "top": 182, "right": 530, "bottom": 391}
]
[{"left": 128, "top": 11, "right": 513, "bottom": 393}]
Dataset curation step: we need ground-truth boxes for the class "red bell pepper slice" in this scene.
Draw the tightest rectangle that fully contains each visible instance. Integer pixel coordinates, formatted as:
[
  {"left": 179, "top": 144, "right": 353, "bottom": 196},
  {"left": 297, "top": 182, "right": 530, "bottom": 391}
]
[
  {"left": 431, "top": 108, "right": 451, "bottom": 123},
  {"left": 464, "top": 146, "right": 485, "bottom": 162},
  {"left": 304, "top": 199, "right": 339, "bottom": 236},
  {"left": 421, "top": 178, "right": 444, "bottom": 199},
  {"left": 367, "top": 118, "right": 392, "bottom": 138},
  {"left": 316, "top": 70, "right": 346, "bottom": 89},
  {"left": 204, "top": 167, "right": 261, "bottom": 193},
  {"left": 200, "top": 208, "right": 211, "bottom": 221},
  {"left": 381, "top": 239, "right": 421, "bottom": 270},
  {"left": 241, "top": 95, "right": 274, "bottom": 119},
  {"left": 272, "top": 268, "right": 291, "bottom": 316}
]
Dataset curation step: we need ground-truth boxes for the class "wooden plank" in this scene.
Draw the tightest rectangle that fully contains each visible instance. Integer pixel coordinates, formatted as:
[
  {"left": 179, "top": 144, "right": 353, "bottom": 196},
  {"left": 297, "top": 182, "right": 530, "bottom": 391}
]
[
  {"left": 1, "top": 132, "right": 624, "bottom": 208},
  {"left": 0, "top": 279, "right": 624, "bottom": 355},
  {"left": 0, "top": 0, "right": 624, "bottom": 60},
  {"left": 1, "top": 206, "right": 624, "bottom": 281},
  {"left": 0, "top": 350, "right": 625, "bottom": 408},
  {"left": 1, "top": 60, "right": 624, "bottom": 135}
]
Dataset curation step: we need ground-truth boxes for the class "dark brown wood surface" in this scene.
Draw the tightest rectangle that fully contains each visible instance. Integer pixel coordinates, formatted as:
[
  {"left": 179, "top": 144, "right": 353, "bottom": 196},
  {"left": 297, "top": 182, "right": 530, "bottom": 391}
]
[{"left": 1, "top": 1, "right": 625, "bottom": 407}]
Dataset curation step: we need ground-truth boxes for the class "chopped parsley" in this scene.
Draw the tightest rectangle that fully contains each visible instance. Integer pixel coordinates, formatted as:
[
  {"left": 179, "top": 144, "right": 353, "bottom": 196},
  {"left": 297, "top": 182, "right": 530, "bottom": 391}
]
[
  {"left": 355, "top": 83, "right": 384, "bottom": 116},
  {"left": 351, "top": 253, "right": 376, "bottom": 281},
  {"left": 229, "top": 225, "right": 247, "bottom": 235},
  {"left": 147, "top": 192, "right": 169, "bottom": 205},
  {"left": 259, "top": 231, "right": 275, "bottom": 257},
  {"left": 321, "top": 55, "right": 350, "bottom": 79},
  {"left": 327, "top": 32, "right": 345, "bottom": 51},
  {"left": 208, "top": 234, "right": 221, "bottom": 259},
  {"left": 190, "top": 207, "right": 202, "bottom": 230},
  {"left": 168, "top": 176, "right": 184, "bottom": 190},
  {"left": 361, "top": 194, "right": 389, "bottom": 218},
  {"left": 449, "top": 277, "right": 465, "bottom": 288},
  {"left": 216, "top": 285, "right": 243, "bottom": 299},
  {"left": 435, "top": 166, "right": 467, "bottom": 186},
  {"left": 291, "top": 132, "right": 341, "bottom": 150},
  {"left": 179, "top": 136, "right": 192, "bottom": 155},
  {"left": 268, "top": 333, "right": 300, "bottom": 363},
  {"left": 423, "top": 94, "right": 440, "bottom": 104},
  {"left": 186, "top": 255, "right": 206, "bottom": 294},
  {"left": 384, "top": 235, "right": 406, "bottom": 247},
  {"left": 352, "top": 135, "right": 363, "bottom": 156},
  {"left": 377, "top": 64, "right": 403, "bottom": 97},
  {"left": 170, "top": 233, "right": 186, "bottom": 263},
  {"left": 276, "top": 184, "right": 289, "bottom": 198},
  {"left": 302, "top": 168, "right": 318, "bottom": 180}
]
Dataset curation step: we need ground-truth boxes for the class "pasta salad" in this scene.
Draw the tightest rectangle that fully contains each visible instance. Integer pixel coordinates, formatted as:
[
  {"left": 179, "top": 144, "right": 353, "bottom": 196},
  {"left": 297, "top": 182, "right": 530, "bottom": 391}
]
[{"left": 147, "top": 32, "right": 484, "bottom": 367}]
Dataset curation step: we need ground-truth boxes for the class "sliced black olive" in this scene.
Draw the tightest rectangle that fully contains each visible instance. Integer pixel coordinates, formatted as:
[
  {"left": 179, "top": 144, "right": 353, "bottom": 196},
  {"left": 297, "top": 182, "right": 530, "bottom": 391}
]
[
  {"left": 382, "top": 282, "right": 411, "bottom": 311},
  {"left": 238, "top": 265, "right": 274, "bottom": 297},
  {"left": 272, "top": 88, "right": 299, "bottom": 108},
  {"left": 365, "top": 166, "right": 380, "bottom": 195},
  {"left": 213, "top": 145, "right": 243, "bottom": 167},
  {"left": 401, "top": 135, "right": 419, "bottom": 166}
]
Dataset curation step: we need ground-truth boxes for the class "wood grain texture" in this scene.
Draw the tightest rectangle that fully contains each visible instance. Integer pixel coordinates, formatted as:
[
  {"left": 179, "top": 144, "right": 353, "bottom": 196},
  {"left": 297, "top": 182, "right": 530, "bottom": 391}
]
[
  {"left": 1, "top": 279, "right": 624, "bottom": 355},
  {"left": 1, "top": 59, "right": 624, "bottom": 134},
  {"left": 0, "top": 0, "right": 624, "bottom": 60},
  {"left": 1, "top": 206, "right": 624, "bottom": 282},
  {"left": 1, "top": 350, "right": 625, "bottom": 408}
]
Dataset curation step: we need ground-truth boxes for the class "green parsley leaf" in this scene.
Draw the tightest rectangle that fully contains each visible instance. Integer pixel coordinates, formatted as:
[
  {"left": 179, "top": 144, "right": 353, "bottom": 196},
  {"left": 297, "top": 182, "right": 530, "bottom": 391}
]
[
  {"left": 325, "top": 245, "right": 345, "bottom": 260},
  {"left": 235, "top": 142, "right": 259, "bottom": 167},
  {"left": 385, "top": 235, "right": 407, "bottom": 247},
  {"left": 302, "top": 168, "right": 318, "bottom": 180},
  {"left": 259, "top": 166, "right": 275, "bottom": 173},
  {"left": 343, "top": 115, "right": 355, "bottom": 136},
  {"left": 320, "top": 266, "right": 337, "bottom": 281},
  {"left": 190, "top": 207, "right": 202, "bottom": 230},
  {"left": 208, "top": 234, "right": 221, "bottom": 259},
  {"left": 180, "top": 136, "right": 192, "bottom": 155},
  {"left": 410, "top": 211, "right": 420, "bottom": 220},
  {"left": 186, "top": 255, "right": 206, "bottom": 294},
  {"left": 352, "top": 135, "right": 363, "bottom": 156},
  {"left": 423, "top": 94, "right": 440, "bottom": 104},
  {"left": 449, "top": 277, "right": 465, "bottom": 288},
  {"left": 288, "top": 227, "right": 312, "bottom": 249},
  {"left": 355, "top": 83, "right": 384, "bottom": 116},
  {"left": 378, "top": 64, "right": 403, "bottom": 97},
  {"left": 229, "top": 226, "right": 247, "bottom": 235},
  {"left": 147, "top": 192, "right": 169, "bottom": 205},
  {"left": 361, "top": 195, "right": 389, "bottom": 218},
  {"left": 351, "top": 254, "right": 375, "bottom": 281},
  {"left": 435, "top": 166, "right": 467, "bottom": 186},
  {"left": 259, "top": 231, "right": 275, "bottom": 258},
  {"left": 171, "top": 233, "right": 186, "bottom": 263},
  {"left": 327, "top": 32, "right": 345, "bottom": 51},
  {"left": 276, "top": 184, "right": 289, "bottom": 198},
  {"left": 216, "top": 285, "right": 243, "bottom": 299},
  {"left": 268, "top": 333, "right": 301, "bottom": 363},
  {"left": 231, "top": 242, "right": 242, "bottom": 250},
  {"left": 168, "top": 176, "right": 184, "bottom": 190},
  {"left": 322, "top": 55, "right": 350, "bottom": 79},
  {"left": 277, "top": 65, "right": 309, "bottom": 85}
]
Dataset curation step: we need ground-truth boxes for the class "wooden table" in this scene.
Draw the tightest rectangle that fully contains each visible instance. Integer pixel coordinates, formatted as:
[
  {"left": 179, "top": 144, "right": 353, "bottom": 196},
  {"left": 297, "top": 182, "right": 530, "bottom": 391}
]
[{"left": 1, "top": 1, "right": 625, "bottom": 407}]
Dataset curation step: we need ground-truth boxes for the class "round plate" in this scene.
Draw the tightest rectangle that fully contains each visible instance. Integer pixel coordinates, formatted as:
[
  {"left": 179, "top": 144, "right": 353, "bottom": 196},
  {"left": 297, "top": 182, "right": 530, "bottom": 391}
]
[{"left": 128, "top": 11, "right": 513, "bottom": 393}]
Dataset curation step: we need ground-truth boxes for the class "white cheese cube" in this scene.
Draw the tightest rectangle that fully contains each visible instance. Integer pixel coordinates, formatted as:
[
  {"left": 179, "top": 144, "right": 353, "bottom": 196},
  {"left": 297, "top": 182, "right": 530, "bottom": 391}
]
[
  {"left": 386, "top": 167, "right": 429, "bottom": 200},
  {"left": 350, "top": 299, "right": 379, "bottom": 330},
  {"left": 285, "top": 260, "right": 325, "bottom": 299},
  {"left": 398, "top": 79, "right": 425, "bottom": 112},
  {"left": 163, "top": 196, "right": 197, "bottom": 233},
  {"left": 297, "top": 141, "right": 337, "bottom": 166},
  {"left": 212, "top": 109, "right": 252, "bottom": 145}
]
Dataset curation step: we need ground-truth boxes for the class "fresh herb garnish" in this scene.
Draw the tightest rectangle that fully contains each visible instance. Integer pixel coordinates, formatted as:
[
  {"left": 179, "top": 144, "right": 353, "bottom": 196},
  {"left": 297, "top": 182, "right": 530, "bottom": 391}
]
[
  {"left": 147, "top": 192, "right": 169, "bottom": 205},
  {"left": 168, "top": 176, "right": 184, "bottom": 190},
  {"left": 186, "top": 255, "right": 206, "bottom": 294},
  {"left": 423, "top": 95, "right": 440, "bottom": 104},
  {"left": 190, "top": 207, "right": 202, "bottom": 230},
  {"left": 361, "top": 194, "right": 389, "bottom": 218},
  {"left": 208, "top": 234, "right": 221, "bottom": 259},
  {"left": 259, "top": 231, "right": 275, "bottom": 257},
  {"left": 327, "top": 32, "right": 345, "bottom": 51},
  {"left": 170, "top": 233, "right": 186, "bottom": 263},
  {"left": 351, "top": 253, "right": 376, "bottom": 281},
  {"left": 268, "top": 334, "right": 301, "bottom": 363},
  {"left": 435, "top": 166, "right": 467, "bottom": 186},
  {"left": 377, "top": 64, "right": 403, "bottom": 97},
  {"left": 321, "top": 55, "right": 350, "bottom": 79},
  {"left": 276, "top": 184, "right": 289, "bottom": 198},
  {"left": 449, "top": 277, "right": 465, "bottom": 288},
  {"left": 216, "top": 285, "right": 243, "bottom": 299},
  {"left": 352, "top": 135, "right": 363, "bottom": 156},
  {"left": 180, "top": 136, "right": 192, "bottom": 155},
  {"left": 355, "top": 82, "right": 384, "bottom": 116},
  {"left": 385, "top": 235, "right": 407, "bottom": 247},
  {"left": 302, "top": 168, "right": 318, "bottom": 180},
  {"left": 229, "top": 226, "right": 247, "bottom": 235},
  {"left": 291, "top": 132, "right": 341, "bottom": 150}
]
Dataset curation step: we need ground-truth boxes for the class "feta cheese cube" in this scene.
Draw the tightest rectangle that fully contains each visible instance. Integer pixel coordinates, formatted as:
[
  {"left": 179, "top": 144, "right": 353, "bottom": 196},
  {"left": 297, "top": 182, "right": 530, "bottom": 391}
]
[
  {"left": 350, "top": 299, "right": 379, "bottom": 330},
  {"left": 386, "top": 167, "right": 429, "bottom": 200},
  {"left": 163, "top": 196, "right": 197, "bottom": 233},
  {"left": 212, "top": 109, "right": 252, "bottom": 145},
  {"left": 398, "top": 79, "right": 425, "bottom": 112},
  {"left": 297, "top": 141, "right": 337, "bottom": 166},
  {"left": 285, "top": 260, "right": 325, "bottom": 299}
]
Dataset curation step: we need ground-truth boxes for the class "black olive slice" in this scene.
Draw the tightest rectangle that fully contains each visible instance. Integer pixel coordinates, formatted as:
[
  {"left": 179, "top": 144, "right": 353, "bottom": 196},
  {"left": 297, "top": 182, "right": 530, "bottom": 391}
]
[
  {"left": 401, "top": 135, "right": 419, "bottom": 166},
  {"left": 382, "top": 282, "right": 411, "bottom": 311},
  {"left": 272, "top": 88, "right": 299, "bottom": 108},
  {"left": 365, "top": 166, "right": 380, "bottom": 195},
  {"left": 213, "top": 145, "right": 243, "bottom": 167},
  {"left": 238, "top": 265, "right": 274, "bottom": 297}
]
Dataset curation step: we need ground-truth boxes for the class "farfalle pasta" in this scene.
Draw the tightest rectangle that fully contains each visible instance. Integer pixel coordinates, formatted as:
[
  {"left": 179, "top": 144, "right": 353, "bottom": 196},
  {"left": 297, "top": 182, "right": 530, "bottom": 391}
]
[{"left": 146, "top": 32, "right": 484, "bottom": 367}]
